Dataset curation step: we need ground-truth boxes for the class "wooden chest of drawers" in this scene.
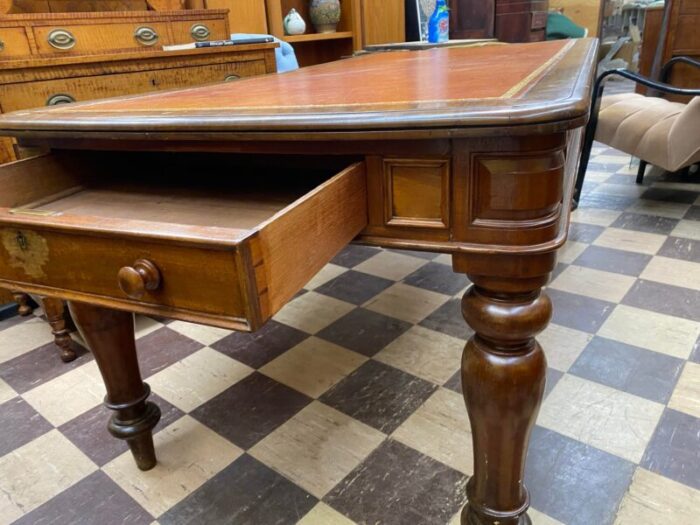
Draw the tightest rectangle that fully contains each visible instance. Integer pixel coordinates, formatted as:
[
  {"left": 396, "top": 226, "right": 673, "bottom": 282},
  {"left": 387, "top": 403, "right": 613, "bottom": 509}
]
[
  {"left": 0, "top": 42, "right": 277, "bottom": 162},
  {"left": 0, "top": 9, "right": 229, "bottom": 59}
]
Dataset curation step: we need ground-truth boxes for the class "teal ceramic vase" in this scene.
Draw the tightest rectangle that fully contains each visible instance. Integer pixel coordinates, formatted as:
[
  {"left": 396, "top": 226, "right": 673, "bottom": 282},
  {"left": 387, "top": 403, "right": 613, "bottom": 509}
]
[{"left": 309, "top": 0, "right": 341, "bottom": 33}]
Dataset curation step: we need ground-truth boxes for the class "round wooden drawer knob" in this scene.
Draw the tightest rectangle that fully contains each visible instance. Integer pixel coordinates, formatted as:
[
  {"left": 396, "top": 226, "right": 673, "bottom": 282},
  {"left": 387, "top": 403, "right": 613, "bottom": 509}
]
[{"left": 118, "top": 259, "right": 161, "bottom": 300}]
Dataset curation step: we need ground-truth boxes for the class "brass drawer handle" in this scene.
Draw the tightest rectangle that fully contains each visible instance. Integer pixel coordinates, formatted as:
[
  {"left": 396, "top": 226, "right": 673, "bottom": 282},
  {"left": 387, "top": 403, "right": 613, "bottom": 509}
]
[
  {"left": 118, "top": 259, "right": 161, "bottom": 300},
  {"left": 46, "top": 93, "right": 76, "bottom": 105},
  {"left": 134, "top": 26, "right": 159, "bottom": 46},
  {"left": 190, "top": 24, "right": 210, "bottom": 41},
  {"left": 48, "top": 29, "right": 76, "bottom": 50},
  {"left": 224, "top": 74, "right": 240, "bottom": 82}
]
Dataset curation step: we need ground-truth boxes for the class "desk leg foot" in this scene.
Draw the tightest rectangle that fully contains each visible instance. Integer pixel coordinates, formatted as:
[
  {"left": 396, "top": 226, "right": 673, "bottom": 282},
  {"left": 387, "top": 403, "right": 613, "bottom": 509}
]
[
  {"left": 68, "top": 302, "right": 160, "bottom": 471},
  {"left": 43, "top": 297, "right": 77, "bottom": 363},
  {"left": 13, "top": 292, "right": 33, "bottom": 316},
  {"left": 458, "top": 270, "right": 550, "bottom": 525}
]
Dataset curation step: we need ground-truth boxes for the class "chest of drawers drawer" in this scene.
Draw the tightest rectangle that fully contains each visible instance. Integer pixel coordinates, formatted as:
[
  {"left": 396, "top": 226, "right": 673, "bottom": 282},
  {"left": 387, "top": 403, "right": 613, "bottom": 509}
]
[
  {"left": 33, "top": 22, "right": 173, "bottom": 54},
  {"left": 0, "top": 9, "right": 231, "bottom": 59},
  {"left": 0, "top": 152, "right": 367, "bottom": 330},
  {"left": 169, "top": 19, "right": 229, "bottom": 43},
  {"left": 0, "top": 58, "right": 268, "bottom": 112},
  {"left": 0, "top": 27, "right": 31, "bottom": 58}
]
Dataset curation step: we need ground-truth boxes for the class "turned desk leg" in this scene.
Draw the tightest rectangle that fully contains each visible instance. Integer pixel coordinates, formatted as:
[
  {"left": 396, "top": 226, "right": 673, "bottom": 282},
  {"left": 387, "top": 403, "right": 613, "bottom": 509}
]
[
  {"left": 455, "top": 255, "right": 552, "bottom": 525},
  {"left": 68, "top": 302, "right": 161, "bottom": 470},
  {"left": 13, "top": 292, "right": 33, "bottom": 316},
  {"left": 42, "top": 297, "right": 77, "bottom": 363}
]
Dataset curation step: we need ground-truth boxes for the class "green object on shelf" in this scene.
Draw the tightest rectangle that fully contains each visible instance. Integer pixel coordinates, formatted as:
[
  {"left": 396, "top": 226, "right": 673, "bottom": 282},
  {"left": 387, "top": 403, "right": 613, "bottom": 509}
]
[{"left": 546, "top": 11, "right": 587, "bottom": 40}]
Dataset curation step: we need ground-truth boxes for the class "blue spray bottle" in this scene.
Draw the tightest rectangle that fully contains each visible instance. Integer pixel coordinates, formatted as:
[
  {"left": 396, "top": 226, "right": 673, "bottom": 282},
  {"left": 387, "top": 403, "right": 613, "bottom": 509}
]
[{"left": 428, "top": 0, "right": 449, "bottom": 44}]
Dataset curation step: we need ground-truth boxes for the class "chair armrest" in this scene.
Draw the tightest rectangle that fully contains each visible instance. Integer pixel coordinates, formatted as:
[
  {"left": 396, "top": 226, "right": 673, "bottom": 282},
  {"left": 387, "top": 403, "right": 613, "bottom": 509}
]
[
  {"left": 661, "top": 56, "right": 700, "bottom": 84},
  {"left": 596, "top": 69, "right": 700, "bottom": 98}
]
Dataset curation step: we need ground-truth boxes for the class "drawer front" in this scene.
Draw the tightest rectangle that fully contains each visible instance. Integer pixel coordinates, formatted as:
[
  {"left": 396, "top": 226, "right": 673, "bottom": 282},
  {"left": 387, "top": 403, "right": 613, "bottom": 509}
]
[
  {"left": 169, "top": 19, "right": 229, "bottom": 43},
  {"left": 0, "top": 60, "right": 268, "bottom": 112},
  {"left": 674, "top": 15, "right": 700, "bottom": 52},
  {"left": 0, "top": 227, "right": 249, "bottom": 323},
  {"left": 33, "top": 22, "right": 171, "bottom": 54},
  {"left": 0, "top": 27, "right": 32, "bottom": 58}
]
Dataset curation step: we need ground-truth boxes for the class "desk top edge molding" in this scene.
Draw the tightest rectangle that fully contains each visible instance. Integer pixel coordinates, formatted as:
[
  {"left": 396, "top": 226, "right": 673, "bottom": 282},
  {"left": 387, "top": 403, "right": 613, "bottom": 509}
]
[{"left": 0, "top": 39, "right": 599, "bottom": 138}]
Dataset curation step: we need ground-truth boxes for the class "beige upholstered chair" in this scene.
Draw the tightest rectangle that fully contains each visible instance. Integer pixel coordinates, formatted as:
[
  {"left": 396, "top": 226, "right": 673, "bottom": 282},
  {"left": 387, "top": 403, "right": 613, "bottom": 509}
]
[
  {"left": 574, "top": 57, "right": 700, "bottom": 206},
  {"left": 596, "top": 94, "right": 700, "bottom": 177}
]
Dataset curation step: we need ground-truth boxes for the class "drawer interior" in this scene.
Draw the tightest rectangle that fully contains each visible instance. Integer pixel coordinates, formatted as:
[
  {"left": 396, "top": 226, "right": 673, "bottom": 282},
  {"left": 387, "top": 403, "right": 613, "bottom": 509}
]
[
  {"left": 0, "top": 150, "right": 367, "bottom": 330},
  {"left": 6, "top": 151, "right": 360, "bottom": 237}
]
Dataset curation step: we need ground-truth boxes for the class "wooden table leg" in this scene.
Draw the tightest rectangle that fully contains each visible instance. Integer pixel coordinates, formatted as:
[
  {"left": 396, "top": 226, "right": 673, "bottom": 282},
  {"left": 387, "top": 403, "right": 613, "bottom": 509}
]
[
  {"left": 42, "top": 297, "right": 77, "bottom": 363},
  {"left": 455, "top": 253, "right": 553, "bottom": 525},
  {"left": 13, "top": 292, "right": 33, "bottom": 316},
  {"left": 68, "top": 301, "right": 161, "bottom": 471}
]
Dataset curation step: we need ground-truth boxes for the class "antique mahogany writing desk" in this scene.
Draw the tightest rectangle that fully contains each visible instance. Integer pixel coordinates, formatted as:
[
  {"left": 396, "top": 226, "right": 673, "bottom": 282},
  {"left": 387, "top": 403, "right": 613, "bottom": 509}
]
[{"left": 0, "top": 39, "right": 596, "bottom": 525}]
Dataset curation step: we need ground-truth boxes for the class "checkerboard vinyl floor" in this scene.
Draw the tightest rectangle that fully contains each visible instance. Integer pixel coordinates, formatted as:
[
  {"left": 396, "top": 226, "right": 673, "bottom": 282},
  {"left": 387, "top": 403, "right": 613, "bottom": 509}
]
[{"left": 1, "top": 149, "right": 700, "bottom": 525}]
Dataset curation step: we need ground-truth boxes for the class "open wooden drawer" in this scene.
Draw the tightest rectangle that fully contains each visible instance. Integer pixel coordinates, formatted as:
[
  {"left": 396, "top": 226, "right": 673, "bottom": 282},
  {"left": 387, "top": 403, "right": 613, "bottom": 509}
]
[{"left": 0, "top": 151, "right": 367, "bottom": 331}]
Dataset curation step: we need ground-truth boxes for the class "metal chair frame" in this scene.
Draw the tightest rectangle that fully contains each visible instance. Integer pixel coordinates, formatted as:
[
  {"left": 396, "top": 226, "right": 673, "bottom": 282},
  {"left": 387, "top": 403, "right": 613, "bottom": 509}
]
[{"left": 572, "top": 56, "right": 700, "bottom": 207}]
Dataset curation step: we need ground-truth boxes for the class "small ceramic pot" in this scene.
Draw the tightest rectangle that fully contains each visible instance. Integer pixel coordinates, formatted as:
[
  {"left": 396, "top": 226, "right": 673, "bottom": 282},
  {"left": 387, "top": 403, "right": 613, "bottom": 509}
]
[
  {"left": 283, "top": 8, "right": 307, "bottom": 35},
  {"left": 309, "top": 0, "right": 341, "bottom": 33}
]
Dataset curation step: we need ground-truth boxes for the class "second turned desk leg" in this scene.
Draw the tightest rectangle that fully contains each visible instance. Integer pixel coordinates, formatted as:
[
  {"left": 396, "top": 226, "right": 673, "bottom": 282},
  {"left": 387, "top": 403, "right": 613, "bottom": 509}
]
[
  {"left": 68, "top": 302, "right": 161, "bottom": 470},
  {"left": 455, "top": 253, "right": 553, "bottom": 525},
  {"left": 42, "top": 297, "right": 77, "bottom": 363}
]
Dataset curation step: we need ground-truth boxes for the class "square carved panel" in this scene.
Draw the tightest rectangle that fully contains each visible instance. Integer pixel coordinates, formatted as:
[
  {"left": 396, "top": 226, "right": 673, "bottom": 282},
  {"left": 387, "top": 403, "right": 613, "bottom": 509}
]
[{"left": 383, "top": 158, "right": 450, "bottom": 230}]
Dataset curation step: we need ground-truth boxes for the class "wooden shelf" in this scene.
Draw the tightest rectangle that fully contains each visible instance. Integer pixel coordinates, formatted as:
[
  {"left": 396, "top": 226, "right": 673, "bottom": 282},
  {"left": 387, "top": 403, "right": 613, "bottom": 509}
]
[{"left": 284, "top": 31, "right": 354, "bottom": 43}]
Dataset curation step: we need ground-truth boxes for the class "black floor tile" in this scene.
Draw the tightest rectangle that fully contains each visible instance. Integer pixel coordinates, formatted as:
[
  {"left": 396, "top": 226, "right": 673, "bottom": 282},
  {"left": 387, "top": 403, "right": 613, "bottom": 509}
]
[
  {"left": 569, "top": 336, "right": 684, "bottom": 404},
  {"left": 13, "top": 471, "right": 152, "bottom": 525},
  {"left": 544, "top": 368, "right": 564, "bottom": 399},
  {"left": 136, "top": 327, "right": 204, "bottom": 379},
  {"left": 419, "top": 298, "right": 474, "bottom": 340},
  {"left": 642, "top": 408, "right": 700, "bottom": 491},
  {"left": 623, "top": 279, "right": 700, "bottom": 322},
  {"left": 316, "top": 270, "right": 394, "bottom": 305},
  {"left": 611, "top": 212, "right": 679, "bottom": 235},
  {"left": 658, "top": 236, "right": 700, "bottom": 263},
  {"left": 160, "top": 454, "right": 317, "bottom": 525},
  {"left": 321, "top": 360, "right": 436, "bottom": 434},
  {"left": 211, "top": 320, "right": 308, "bottom": 369},
  {"left": 0, "top": 340, "right": 91, "bottom": 394},
  {"left": 403, "top": 262, "right": 469, "bottom": 296},
  {"left": 0, "top": 397, "right": 53, "bottom": 457},
  {"left": 573, "top": 245, "right": 651, "bottom": 276},
  {"left": 683, "top": 205, "right": 700, "bottom": 221},
  {"left": 525, "top": 426, "right": 636, "bottom": 525},
  {"left": 547, "top": 289, "right": 615, "bottom": 333},
  {"left": 577, "top": 193, "right": 638, "bottom": 211},
  {"left": 443, "top": 370, "right": 462, "bottom": 394},
  {"left": 325, "top": 439, "right": 466, "bottom": 525},
  {"left": 317, "top": 308, "right": 412, "bottom": 357},
  {"left": 191, "top": 372, "right": 311, "bottom": 449},
  {"left": 567, "top": 222, "right": 605, "bottom": 243},
  {"left": 331, "top": 245, "right": 381, "bottom": 268},
  {"left": 640, "top": 188, "right": 699, "bottom": 204},
  {"left": 60, "top": 392, "right": 182, "bottom": 467}
]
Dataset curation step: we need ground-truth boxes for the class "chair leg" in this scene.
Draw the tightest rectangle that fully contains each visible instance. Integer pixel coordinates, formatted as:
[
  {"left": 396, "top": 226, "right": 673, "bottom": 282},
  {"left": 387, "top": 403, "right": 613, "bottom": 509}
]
[
  {"left": 573, "top": 135, "right": 595, "bottom": 207},
  {"left": 636, "top": 160, "right": 647, "bottom": 184}
]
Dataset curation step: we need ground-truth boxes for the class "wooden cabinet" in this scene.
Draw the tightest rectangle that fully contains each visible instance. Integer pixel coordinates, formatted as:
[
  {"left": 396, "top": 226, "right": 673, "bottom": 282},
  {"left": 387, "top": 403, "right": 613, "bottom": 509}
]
[
  {"left": 360, "top": 0, "right": 404, "bottom": 46},
  {"left": 639, "top": 1, "right": 700, "bottom": 100},
  {"left": 450, "top": 0, "right": 495, "bottom": 39},
  {"left": 449, "top": 0, "right": 548, "bottom": 42},
  {"left": 495, "top": 0, "right": 548, "bottom": 42},
  {"left": 0, "top": 9, "right": 230, "bottom": 58}
]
